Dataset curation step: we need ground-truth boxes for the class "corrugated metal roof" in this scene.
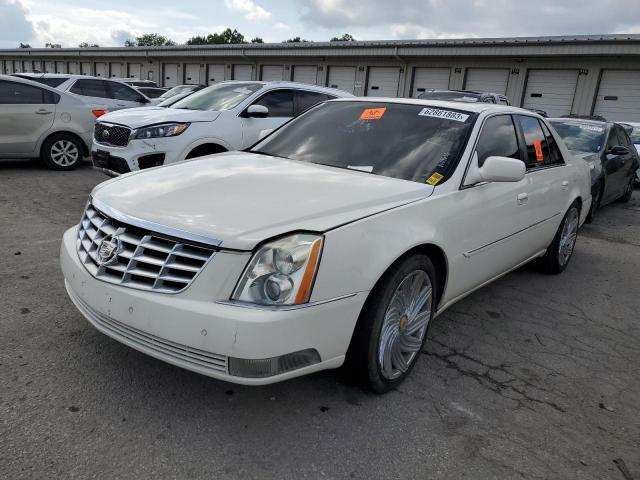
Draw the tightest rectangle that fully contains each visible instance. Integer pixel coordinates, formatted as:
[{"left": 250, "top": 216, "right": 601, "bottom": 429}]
[{"left": 2, "top": 33, "right": 640, "bottom": 55}]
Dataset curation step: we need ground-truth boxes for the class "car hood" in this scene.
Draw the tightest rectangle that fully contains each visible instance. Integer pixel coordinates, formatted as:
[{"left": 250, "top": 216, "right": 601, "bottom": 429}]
[
  {"left": 98, "top": 107, "right": 220, "bottom": 128},
  {"left": 92, "top": 152, "right": 433, "bottom": 251}
]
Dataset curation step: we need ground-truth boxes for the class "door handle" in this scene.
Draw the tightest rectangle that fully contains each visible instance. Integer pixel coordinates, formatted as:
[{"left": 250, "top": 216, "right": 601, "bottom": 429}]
[
  {"left": 517, "top": 193, "right": 528, "bottom": 205},
  {"left": 35, "top": 109, "right": 52, "bottom": 114},
  {"left": 561, "top": 180, "right": 569, "bottom": 190}
]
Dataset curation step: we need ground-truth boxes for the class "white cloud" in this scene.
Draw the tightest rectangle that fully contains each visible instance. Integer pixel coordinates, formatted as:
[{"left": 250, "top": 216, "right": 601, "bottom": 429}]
[{"left": 224, "top": 0, "right": 271, "bottom": 22}]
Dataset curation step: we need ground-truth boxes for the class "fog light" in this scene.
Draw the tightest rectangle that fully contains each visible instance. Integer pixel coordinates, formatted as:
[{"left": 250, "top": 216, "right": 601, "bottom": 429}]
[{"left": 228, "top": 349, "right": 321, "bottom": 378}]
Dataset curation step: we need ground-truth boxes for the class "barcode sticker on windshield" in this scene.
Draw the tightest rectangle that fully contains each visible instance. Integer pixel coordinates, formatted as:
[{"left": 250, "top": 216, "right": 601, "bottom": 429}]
[
  {"left": 418, "top": 108, "right": 469, "bottom": 122},
  {"left": 578, "top": 124, "right": 604, "bottom": 133}
]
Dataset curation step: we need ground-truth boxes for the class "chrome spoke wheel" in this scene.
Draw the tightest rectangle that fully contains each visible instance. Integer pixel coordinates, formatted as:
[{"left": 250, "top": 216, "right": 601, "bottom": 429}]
[
  {"left": 558, "top": 208, "right": 579, "bottom": 266},
  {"left": 378, "top": 270, "right": 432, "bottom": 380},
  {"left": 50, "top": 140, "right": 79, "bottom": 167}
]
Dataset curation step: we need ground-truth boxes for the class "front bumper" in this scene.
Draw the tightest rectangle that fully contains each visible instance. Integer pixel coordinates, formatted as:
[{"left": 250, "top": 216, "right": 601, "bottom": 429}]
[
  {"left": 91, "top": 137, "right": 182, "bottom": 176},
  {"left": 60, "top": 227, "right": 366, "bottom": 385}
]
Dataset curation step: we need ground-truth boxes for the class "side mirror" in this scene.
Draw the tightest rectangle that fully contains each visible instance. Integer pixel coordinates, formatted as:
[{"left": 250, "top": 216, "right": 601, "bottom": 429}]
[
  {"left": 607, "top": 145, "right": 629, "bottom": 156},
  {"left": 245, "top": 104, "right": 269, "bottom": 118},
  {"left": 478, "top": 156, "right": 526, "bottom": 182},
  {"left": 258, "top": 128, "right": 274, "bottom": 140}
]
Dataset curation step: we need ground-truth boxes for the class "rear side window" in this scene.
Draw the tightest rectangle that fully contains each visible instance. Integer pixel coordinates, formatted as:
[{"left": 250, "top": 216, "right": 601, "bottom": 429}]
[
  {"left": 70, "top": 79, "right": 110, "bottom": 98},
  {"left": 109, "top": 81, "right": 144, "bottom": 102},
  {"left": 540, "top": 122, "right": 564, "bottom": 165},
  {"left": 517, "top": 115, "right": 550, "bottom": 169},
  {"left": 0, "top": 80, "right": 57, "bottom": 104},
  {"left": 475, "top": 115, "right": 520, "bottom": 166},
  {"left": 253, "top": 89, "right": 294, "bottom": 117},
  {"left": 295, "top": 91, "right": 330, "bottom": 115}
]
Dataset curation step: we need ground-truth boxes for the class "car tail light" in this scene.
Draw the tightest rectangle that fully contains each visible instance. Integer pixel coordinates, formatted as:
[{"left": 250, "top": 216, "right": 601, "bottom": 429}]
[{"left": 92, "top": 109, "right": 108, "bottom": 118}]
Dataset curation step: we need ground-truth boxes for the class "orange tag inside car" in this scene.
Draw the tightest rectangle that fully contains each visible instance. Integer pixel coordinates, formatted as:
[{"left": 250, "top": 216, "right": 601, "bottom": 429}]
[
  {"left": 533, "top": 139, "right": 544, "bottom": 162},
  {"left": 359, "top": 107, "right": 386, "bottom": 121}
]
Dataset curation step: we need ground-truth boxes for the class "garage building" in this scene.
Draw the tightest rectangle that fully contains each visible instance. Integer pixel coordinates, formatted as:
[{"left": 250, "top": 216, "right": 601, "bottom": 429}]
[{"left": 2, "top": 34, "right": 640, "bottom": 121}]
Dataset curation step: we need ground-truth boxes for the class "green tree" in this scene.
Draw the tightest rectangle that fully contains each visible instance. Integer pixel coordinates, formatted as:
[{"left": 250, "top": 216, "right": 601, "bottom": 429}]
[
  {"left": 125, "top": 33, "right": 176, "bottom": 47},
  {"left": 284, "top": 36, "right": 308, "bottom": 43},
  {"left": 251, "top": 37, "right": 264, "bottom": 43},
  {"left": 45, "top": 42, "right": 62, "bottom": 48},
  {"left": 78, "top": 42, "right": 99, "bottom": 48},
  {"left": 331, "top": 33, "right": 356, "bottom": 41},
  {"left": 186, "top": 29, "right": 246, "bottom": 45},
  {"left": 19, "top": 42, "right": 31, "bottom": 48}
]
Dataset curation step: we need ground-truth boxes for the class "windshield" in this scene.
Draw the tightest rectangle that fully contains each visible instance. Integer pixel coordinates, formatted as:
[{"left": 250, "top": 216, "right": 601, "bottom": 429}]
[
  {"left": 171, "top": 82, "right": 262, "bottom": 111},
  {"left": 418, "top": 91, "right": 482, "bottom": 103},
  {"left": 252, "top": 101, "right": 475, "bottom": 184},
  {"left": 160, "top": 85, "right": 195, "bottom": 99},
  {"left": 630, "top": 127, "right": 640, "bottom": 144},
  {"left": 550, "top": 120, "right": 606, "bottom": 153}
]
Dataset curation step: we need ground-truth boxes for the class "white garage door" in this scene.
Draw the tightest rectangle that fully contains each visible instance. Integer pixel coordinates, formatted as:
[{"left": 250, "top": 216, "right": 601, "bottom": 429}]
[
  {"left": 33, "top": 60, "right": 42, "bottom": 72},
  {"left": 128, "top": 63, "right": 142, "bottom": 79},
  {"left": 293, "top": 65, "right": 318, "bottom": 85},
  {"left": 80, "top": 62, "right": 91, "bottom": 75},
  {"left": 110, "top": 63, "right": 123, "bottom": 78},
  {"left": 55, "top": 61, "right": 66, "bottom": 74},
  {"left": 185, "top": 63, "right": 200, "bottom": 84},
  {"left": 207, "top": 64, "right": 225, "bottom": 84},
  {"left": 411, "top": 67, "right": 451, "bottom": 97},
  {"left": 593, "top": 70, "right": 640, "bottom": 122},
  {"left": 233, "top": 64, "right": 253, "bottom": 80},
  {"left": 21, "top": 60, "right": 32, "bottom": 72},
  {"left": 163, "top": 63, "right": 179, "bottom": 87},
  {"left": 44, "top": 61, "right": 54, "bottom": 73},
  {"left": 465, "top": 68, "right": 510, "bottom": 95},
  {"left": 327, "top": 66, "right": 357, "bottom": 94},
  {"left": 366, "top": 67, "right": 401, "bottom": 97},
  {"left": 261, "top": 65, "right": 284, "bottom": 81},
  {"left": 95, "top": 62, "right": 108, "bottom": 77},
  {"left": 522, "top": 69, "right": 578, "bottom": 117},
  {"left": 68, "top": 62, "right": 79, "bottom": 74}
]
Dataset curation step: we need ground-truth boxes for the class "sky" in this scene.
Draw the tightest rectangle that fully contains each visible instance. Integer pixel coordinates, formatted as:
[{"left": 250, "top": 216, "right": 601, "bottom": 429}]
[{"left": 1, "top": 0, "right": 640, "bottom": 48}]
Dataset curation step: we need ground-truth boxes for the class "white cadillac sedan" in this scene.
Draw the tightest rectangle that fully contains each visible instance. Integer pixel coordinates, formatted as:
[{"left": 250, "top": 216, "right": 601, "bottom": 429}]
[{"left": 60, "top": 99, "right": 591, "bottom": 393}]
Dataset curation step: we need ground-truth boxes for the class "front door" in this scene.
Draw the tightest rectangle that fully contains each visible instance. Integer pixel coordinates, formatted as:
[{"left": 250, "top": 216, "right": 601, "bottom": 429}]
[{"left": 240, "top": 89, "right": 293, "bottom": 148}]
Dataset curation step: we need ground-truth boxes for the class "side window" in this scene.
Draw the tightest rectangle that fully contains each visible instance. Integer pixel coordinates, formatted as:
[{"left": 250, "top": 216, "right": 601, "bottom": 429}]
[
  {"left": 109, "top": 82, "right": 145, "bottom": 102},
  {"left": 253, "top": 90, "right": 294, "bottom": 117},
  {"left": 0, "top": 80, "right": 46, "bottom": 104},
  {"left": 295, "top": 91, "right": 329, "bottom": 115},
  {"left": 70, "top": 79, "right": 110, "bottom": 99},
  {"left": 517, "top": 115, "right": 549, "bottom": 169},
  {"left": 475, "top": 115, "right": 520, "bottom": 166},
  {"left": 541, "top": 121, "right": 564, "bottom": 165}
]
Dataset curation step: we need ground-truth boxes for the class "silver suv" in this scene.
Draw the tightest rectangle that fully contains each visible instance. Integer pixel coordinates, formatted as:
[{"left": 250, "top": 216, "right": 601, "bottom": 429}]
[
  {"left": 0, "top": 74, "right": 107, "bottom": 170},
  {"left": 12, "top": 73, "right": 159, "bottom": 111}
]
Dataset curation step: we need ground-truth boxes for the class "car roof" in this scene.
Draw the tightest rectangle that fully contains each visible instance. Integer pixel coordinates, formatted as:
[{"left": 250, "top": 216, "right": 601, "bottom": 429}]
[
  {"left": 329, "top": 97, "right": 532, "bottom": 114},
  {"left": 423, "top": 89, "right": 502, "bottom": 96},
  {"left": 263, "top": 81, "right": 355, "bottom": 97},
  {"left": 1, "top": 73, "right": 63, "bottom": 91}
]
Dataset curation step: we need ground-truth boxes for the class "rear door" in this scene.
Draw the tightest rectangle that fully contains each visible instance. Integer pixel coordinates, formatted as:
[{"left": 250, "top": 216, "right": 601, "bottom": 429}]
[
  {"left": 107, "top": 81, "right": 148, "bottom": 109},
  {"left": 240, "top": 89, "right": 294, "bottom": 148},
  {"left": 294, "top": 90, "right": 330, "bottom": 115},
  {"left": 69, "top": 79, "right": 117, "bottom": 109},
  {"left": 602, "top": 125, "right": 635, "bottom": 202},
  {"left": 0, "top": 79, "right": 57, "bottom": 155}
]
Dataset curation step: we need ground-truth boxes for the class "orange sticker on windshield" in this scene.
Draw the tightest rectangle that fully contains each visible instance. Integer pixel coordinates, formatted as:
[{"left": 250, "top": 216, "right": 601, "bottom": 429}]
[
  {"left": 359, "top": 107, "right": 386, "bottom": 120},
  {"left": 533, "top": 139, "right": 544, "bottom": 162}
]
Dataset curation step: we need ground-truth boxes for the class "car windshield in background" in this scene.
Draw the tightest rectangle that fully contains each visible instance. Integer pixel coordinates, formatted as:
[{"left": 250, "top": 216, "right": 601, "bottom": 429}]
[
  {"left": 171, "top": 83, "right": 262, "bottom": 111},
  {"left": 550, "top": 120, "right": 605, "bottom": 153},
  {"left": 252, "top": 101, "right": 475, "bottom": 183},
  {"left": 418, "top": 91, "right": 481, "bottom": 103},
  {"left": 159, "top": 85, "right": 195, "bottom": 99}
]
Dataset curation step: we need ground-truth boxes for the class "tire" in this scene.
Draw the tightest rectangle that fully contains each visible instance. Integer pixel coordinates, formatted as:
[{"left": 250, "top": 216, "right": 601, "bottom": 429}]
[
  {"left": 617, "top": 175, "right": 634, "bottom": 203},
  {"left": 539, "top": 202, "right": 580, "bottom": 275},
  {"left": 585, "top": 182, "right": 601, "bottom": 224},
  {"left": 343, "top": 254, "right": 437, "bottom": 393},
  {"left": 41, "top": 134, "right": 84, "bottom": 170}
]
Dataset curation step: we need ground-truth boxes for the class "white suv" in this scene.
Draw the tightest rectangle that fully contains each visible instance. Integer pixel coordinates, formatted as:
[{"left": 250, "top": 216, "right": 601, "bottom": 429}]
[{"left": 90, "top": 81, "right": 353, "bottom": 175}]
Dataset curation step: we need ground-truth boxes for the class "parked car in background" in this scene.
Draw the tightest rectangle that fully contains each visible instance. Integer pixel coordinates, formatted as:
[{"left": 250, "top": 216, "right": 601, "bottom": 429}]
[
  {"left": 91, "top": 81, "right": 353, "bottom": 175},
  {"left": 135, "top": 87, "right": 168, "bottom": 99},
  {"left": 550, "top": 118, "right": 638, "bottom": 221},
  {"left": 0, "top": 74, "right": 107, "bottom": 170},
  {"left": 62, "top": 99, "right": 591, "bottom": 392},
  {"left": 418, "top": 89, "right": 548, "bottom": 116},
  {"left": 112, "top": 78, "right": 158, "bottom": 88},
  {"left": 156, "top": 84, "right": 207, "bottom": 107},
  {"left": 12, "top": 73, "right": 160, "bottom": 110},
  {"left": 620, "top": 121, "right": 640, "bottom": 183}
]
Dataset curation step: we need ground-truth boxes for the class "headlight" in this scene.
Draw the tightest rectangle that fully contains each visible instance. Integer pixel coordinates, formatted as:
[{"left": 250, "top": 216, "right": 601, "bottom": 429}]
[
  {"left": 232, "top": 233, "right": 323, "bottom": 306},
  {"left": 134, "top": 123, "right": 189, "bottom": 139}
]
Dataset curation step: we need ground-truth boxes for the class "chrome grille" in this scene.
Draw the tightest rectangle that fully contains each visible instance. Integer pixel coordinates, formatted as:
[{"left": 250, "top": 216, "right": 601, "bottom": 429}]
[
  {"left": 76, "top": 203, "right": 215, "bottom": 293},
  {"left": 94, "top": 123, "right": 132, "bottom": 147}
]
